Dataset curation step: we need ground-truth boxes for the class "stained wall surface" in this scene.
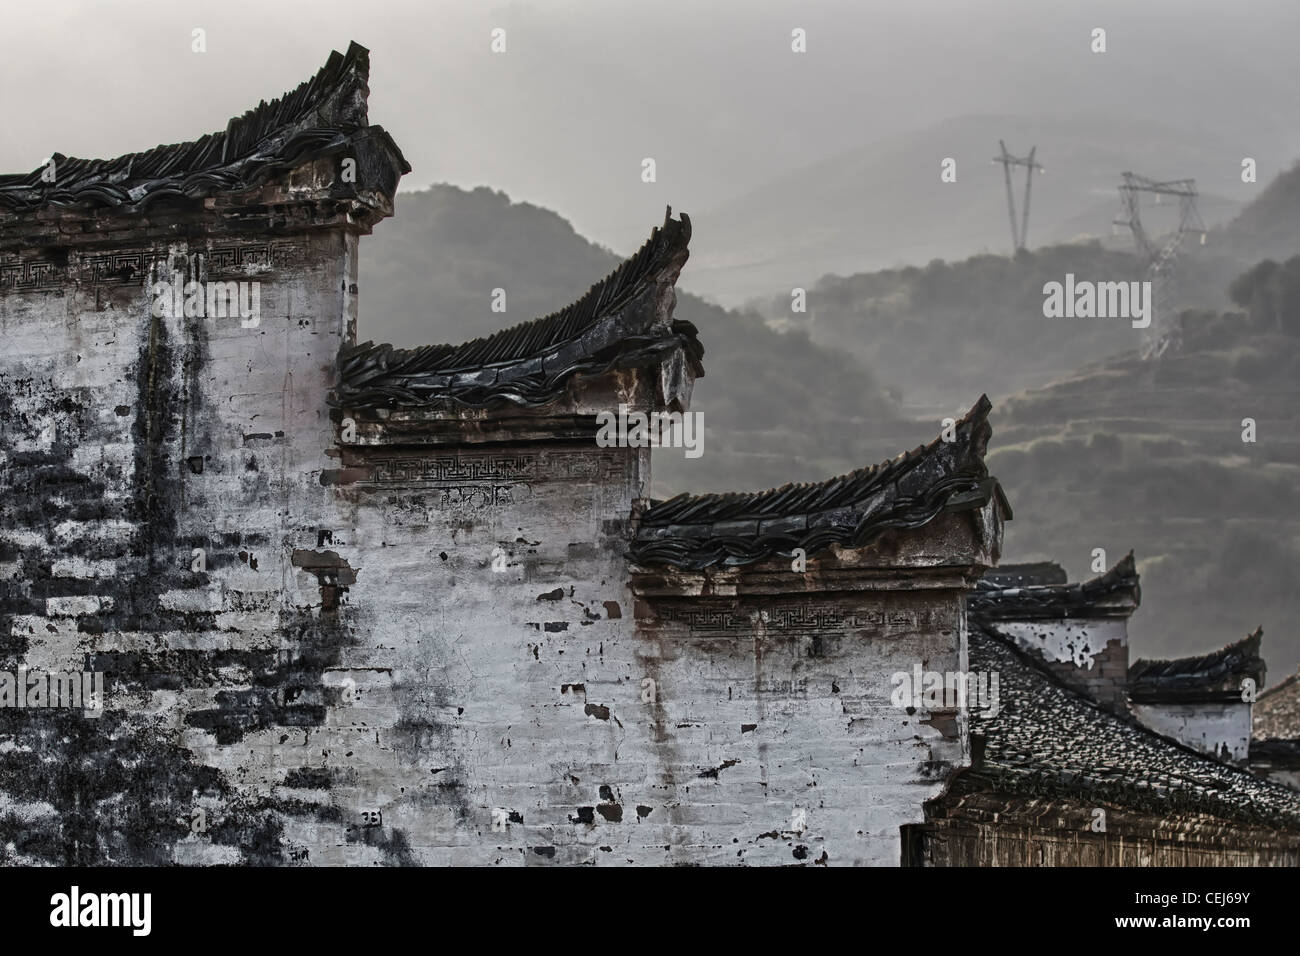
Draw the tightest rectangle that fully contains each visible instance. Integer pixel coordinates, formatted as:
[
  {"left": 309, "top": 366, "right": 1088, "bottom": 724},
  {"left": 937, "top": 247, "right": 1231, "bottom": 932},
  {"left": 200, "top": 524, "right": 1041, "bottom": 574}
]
[{"left": 1, "top": 226, "right": 990, "bottom": 865}]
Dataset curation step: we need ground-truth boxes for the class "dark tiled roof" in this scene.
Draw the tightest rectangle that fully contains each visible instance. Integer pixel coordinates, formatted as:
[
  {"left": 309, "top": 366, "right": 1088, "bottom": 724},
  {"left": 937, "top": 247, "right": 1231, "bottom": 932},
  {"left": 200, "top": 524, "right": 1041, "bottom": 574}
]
[
  {"left": 1129, "top": 627, "right": 1265, "bottom": 703},
  {"left": 331, "top": 208, "right": 698, "bottom": 409},
  {"left": 630, "top": 395, "right": 1008, "bottom": 570},
  {"left": 968, "top": 623, "right": 1300, "bottom": 830},
  {"left": 0, "top": 42, "right": 407, "bottom": 213},
  {"left": 969, "top": 551, "right": 1139, "bottom": 620}
]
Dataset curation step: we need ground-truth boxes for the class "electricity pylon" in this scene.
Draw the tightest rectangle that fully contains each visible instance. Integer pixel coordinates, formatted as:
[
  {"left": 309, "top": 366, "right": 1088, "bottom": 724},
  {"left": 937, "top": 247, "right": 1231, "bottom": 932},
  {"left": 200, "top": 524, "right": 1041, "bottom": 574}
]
[
  {"left": 993, "top": 141, "right": 1043, "bottom": 253},
  {"left": 1112, "top": 172, "right": 1208, "bottom": 358}
]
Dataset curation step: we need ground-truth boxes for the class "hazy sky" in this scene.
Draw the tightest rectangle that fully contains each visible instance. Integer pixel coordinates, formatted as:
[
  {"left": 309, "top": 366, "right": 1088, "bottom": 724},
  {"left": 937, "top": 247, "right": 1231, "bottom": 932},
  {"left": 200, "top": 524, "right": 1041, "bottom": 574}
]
[{"left": 2, "top": 0, "right": 1297, "bottom": 254}]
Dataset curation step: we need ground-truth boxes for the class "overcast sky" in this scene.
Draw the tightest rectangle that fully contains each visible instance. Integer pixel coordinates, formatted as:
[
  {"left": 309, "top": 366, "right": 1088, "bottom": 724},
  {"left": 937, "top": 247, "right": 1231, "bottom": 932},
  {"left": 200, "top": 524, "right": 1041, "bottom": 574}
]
[{"left": 2, "top": 0, "right": 1297, "bottom": 253}]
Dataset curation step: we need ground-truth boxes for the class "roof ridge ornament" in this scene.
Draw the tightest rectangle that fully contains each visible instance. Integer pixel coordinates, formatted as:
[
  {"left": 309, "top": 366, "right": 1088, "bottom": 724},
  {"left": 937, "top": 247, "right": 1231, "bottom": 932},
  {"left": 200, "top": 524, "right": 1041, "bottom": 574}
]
[
  {"left": 971, "top": 549, "right": 1141, "bottom": 618},
  {"left": 331, "top": 208, "right": 696, "bottom": 409},
  {"left": 1129, "top": 625, "right": 1266, "bottom": 703},
  {"left": 630, "top": 395, "right": 1008, "bottom": 570},
  {"left": 0, "top": 41, "right": 407, "bottom": 214}
]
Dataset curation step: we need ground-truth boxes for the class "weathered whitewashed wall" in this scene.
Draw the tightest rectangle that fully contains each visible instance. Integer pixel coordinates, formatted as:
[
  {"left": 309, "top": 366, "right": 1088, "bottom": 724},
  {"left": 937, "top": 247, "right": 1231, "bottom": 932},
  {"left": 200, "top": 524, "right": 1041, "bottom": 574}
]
[
  {"left": 1, "top": 215, "right": 999, "bottom": 866},
  {"left": 628, "top": 516, "right": 1000, "bottom": 866},
  {"left": 1, "top": 230, "right": 359, "bottom": 863},
  {"left": 995, "top": 618, "right": 1130, "bottom": 711},
  {"left": 1132, "top": 701, "right": 1254, "bottom": 764}
]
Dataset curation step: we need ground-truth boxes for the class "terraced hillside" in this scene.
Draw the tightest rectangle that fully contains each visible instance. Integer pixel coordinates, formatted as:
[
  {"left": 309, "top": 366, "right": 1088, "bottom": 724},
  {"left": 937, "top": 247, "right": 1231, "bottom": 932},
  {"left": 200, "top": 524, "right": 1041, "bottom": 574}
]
[{"left": 989, "top": 308, "right": 1300, "bottom": 676}]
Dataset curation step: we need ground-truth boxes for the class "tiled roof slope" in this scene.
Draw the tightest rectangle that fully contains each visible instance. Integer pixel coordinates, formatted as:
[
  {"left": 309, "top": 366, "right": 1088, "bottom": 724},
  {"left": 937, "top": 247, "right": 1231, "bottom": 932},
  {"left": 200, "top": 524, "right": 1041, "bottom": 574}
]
[
  {"left": 1253, "top": 668, "right": 1300, "bottom": 741},
  {"left": 968, "top": 623, "right": 1300, "bottom": 830},
  {"left": 0, "top": 42, "right": 407, "bottom": 213},
  {"left": 1129, "top": 627, "right": 1265, "bottom": 703},
  {"left": 331, "top": 208, "right": 699, "bottom": 409},
  {"left": 969, "top": 551, "right": 1139, "bottom": 620},
  {"left": 630, "top": 395, "right": 1009, "bottom": 570}
]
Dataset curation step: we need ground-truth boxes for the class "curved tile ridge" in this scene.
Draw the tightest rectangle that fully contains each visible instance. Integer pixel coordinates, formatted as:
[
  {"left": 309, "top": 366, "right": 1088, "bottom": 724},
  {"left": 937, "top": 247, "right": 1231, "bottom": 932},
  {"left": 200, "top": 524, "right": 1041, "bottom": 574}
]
[
  {"left": 331, "top": 207, "right": 697, "bottom": 409},
  {"left": 630, "top": 394, "right": 1006, "bottom": 570},
  {"left": 0, "top": 41, "right": 405, "bottom": 212},
  {"left": 969, "top": 622, "right": 1300, "bottom": 830},
  {"left": 969, "top": 550, "right": 1140, "bottom": 619},
  {"left": 1129, "top": 626, "right": 1266, "bottom": 702}
]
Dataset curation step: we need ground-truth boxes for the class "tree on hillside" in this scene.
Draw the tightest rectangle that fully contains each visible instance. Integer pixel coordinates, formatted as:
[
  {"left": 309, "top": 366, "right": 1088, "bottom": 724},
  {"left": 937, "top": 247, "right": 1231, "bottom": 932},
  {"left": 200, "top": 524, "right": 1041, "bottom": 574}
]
[{"left": 1228, "top": 256, "right": 1300, "bottom": 335}]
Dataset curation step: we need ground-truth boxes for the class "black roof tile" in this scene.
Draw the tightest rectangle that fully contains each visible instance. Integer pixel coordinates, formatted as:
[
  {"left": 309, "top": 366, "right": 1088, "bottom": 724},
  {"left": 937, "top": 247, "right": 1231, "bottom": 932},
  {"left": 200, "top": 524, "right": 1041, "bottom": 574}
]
[
  {"left": 970, "top": 551, "right": 1140, "bottom": 620},
  {"left": 331, "top": 208, "right": 697, "bottom": 409},
  {"left": 0, "top": 42, "right": 407, "bottom": 213},
  {"left": 969, "top": 623, "right": 1300, "bottom": 829},
  {"left": 1129, "top": 627, "right": 1266, "bottom": 703},
  {"left": 630, "top": 395, "right": 1009, "bottom": 570}
]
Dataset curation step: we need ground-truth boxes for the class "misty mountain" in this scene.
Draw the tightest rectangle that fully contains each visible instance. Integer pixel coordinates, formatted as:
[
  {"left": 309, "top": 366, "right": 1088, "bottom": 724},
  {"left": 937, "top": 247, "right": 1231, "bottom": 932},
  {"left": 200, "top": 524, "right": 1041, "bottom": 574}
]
[
  {"left": 690, "top": 112, "right": 1268, "bottom": 306},
  {"left": 989, "top": 279, "right": 1300, "bottom": 677},
  {"left": 1222, "top": 159, "right": 1300, "bottom": 262},
  {"left": 1043, "top": 192, "right": 1243, "bottom": 248},
  {"left": 359, "top": 185, "right": 905, "bottom": 500},
  {"left": 737, "top": 158, "right": 1300, "bottom": 414},
  {"left": 747, "top": 241, "right": 1254, "bottom": 412},
  {"left": 354, "top": 181, "right": 1300, "bottom": 679},
  {"left": 718, "top": 157, "right": 1300, "bottom": 677}
]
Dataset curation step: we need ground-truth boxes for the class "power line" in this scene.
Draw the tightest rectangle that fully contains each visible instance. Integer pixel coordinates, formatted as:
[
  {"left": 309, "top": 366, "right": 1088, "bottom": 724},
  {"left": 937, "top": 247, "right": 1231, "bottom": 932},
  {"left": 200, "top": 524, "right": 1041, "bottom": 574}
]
[
  {"left": 992, "top": 140, "right": 1043, "bottom": 253},
  {"left": 1112, "top": 171, "right": 1208, "bottom": 358}
]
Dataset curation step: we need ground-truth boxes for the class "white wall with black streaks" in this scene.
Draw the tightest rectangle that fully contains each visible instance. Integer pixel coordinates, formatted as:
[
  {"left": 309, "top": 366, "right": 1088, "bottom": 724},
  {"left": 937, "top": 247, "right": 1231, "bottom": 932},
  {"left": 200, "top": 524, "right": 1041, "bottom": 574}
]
[{"left": 0, "top": 217, "right": 1000, "bottom": 866}]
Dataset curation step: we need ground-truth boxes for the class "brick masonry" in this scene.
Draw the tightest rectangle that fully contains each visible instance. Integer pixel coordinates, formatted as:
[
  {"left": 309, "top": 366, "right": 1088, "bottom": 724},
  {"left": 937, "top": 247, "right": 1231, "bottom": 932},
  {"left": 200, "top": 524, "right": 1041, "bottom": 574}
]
[{"left": 0, "top": 192, "right": 1006, "bottom": 864}]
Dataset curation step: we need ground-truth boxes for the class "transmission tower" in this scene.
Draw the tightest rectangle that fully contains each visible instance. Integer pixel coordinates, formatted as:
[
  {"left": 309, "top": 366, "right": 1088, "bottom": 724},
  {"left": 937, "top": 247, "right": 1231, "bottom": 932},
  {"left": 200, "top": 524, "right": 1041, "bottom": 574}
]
[
  {"left": 992, "top": 140, "right": 1043, "bottom": 253},
  {"left": 1112, "top": 172, "right": 1208, "bottom": 358}
]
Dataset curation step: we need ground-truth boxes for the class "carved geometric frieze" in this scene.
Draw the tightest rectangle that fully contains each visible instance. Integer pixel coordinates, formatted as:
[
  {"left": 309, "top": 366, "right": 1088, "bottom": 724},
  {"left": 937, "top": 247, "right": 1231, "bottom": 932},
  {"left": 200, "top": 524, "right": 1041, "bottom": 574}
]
[
  {"left": 641, "top": 600, "right": 943, "bottom": 636},
  {"left": 0, "top": 241, "right": 300, "bottom": 294},
  {"left": 331, "top": 446, "right": 638, "bottom": 517}
]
